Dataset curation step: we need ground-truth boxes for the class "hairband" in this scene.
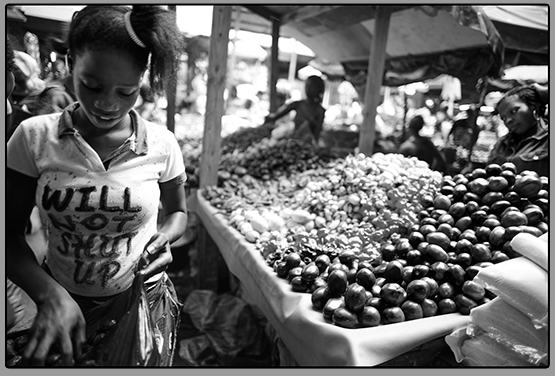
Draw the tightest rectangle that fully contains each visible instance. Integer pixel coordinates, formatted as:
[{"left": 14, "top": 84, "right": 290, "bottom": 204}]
[{"left": 124, "top": 11, "right": 146, "bottom": 48}]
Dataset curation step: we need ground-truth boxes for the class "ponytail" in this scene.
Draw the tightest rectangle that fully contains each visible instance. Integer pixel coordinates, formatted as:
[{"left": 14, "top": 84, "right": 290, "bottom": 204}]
[{"left": 128, "top": 6, "right": 184, "bottom": 96}]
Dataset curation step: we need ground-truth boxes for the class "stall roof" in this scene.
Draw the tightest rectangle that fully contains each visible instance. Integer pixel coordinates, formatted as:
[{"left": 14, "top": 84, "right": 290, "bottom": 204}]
[
  {"left": 481, "top": 5, "right": 548, "bottom": 66},
  {"left": 241, "top": 5, "right": 548, "bottom": 87},
  {"left": 241, "top": 5, "right": 504, "bottom": 89}
]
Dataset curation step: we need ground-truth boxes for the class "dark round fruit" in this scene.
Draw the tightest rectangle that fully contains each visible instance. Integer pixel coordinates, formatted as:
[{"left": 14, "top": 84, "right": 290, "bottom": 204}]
[
  {"left": 311, "top": 286, "right": 331, "bottom": 310},
  {"left": 344, "top": 283, "right": 368, "bottom": 312},
  {"left": 327, "top": 269, "right": 349, "bottom": 297},
  {"left": 359, "top": 306, "right": 381, "bottom": 327},
  {"left": 485, "top": 163, "right": 503, "bottom": 176},
  {"left": 380, "top": 283, "right": 407, "bottom": 307},
  {"left": 332, "top": 307, "right": 358, "bottom": 328},
  {"left": 355, "top": 268, "right": 376, "bottom": 291},
  {"left": 421, "top": 298, "right": 438, "bottom": 317},
  {"left": 401, "top": 300, "right": 424, "bottom": 321},
  {"left": 406, "top": 279, "right": 430, "bottom": 303},
  {"left": 382, "top": 307, "right": 405, "bottom": 324},
  {"left": 437, "top": 298, "right": 457, "bottom": 314}
]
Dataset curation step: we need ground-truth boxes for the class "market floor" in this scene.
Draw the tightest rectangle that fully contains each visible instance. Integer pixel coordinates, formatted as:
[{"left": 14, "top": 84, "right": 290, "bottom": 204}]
[{"left": 166, "top": 245, "right": 276, "bottom": 367}]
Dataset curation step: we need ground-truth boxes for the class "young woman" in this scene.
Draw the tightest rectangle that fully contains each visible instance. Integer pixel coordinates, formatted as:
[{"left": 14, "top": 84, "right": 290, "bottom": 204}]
[
  {"left": 488, "top": 85, "right": 548, "bottom": 177},
  {"left": 6, "top": 6, "right": 187, "bottom": 366}
]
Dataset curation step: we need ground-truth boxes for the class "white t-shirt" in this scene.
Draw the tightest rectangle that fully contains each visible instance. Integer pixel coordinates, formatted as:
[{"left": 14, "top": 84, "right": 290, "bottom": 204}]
[{"left": 7, "top": 103, "right": 185, "bottom": 297}]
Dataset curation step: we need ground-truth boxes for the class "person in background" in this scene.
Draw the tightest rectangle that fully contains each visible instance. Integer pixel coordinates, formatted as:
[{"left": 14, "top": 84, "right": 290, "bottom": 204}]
[
  {"left": 6, "top": 5, "right": 187, "bottom": 366},
  {"left": 399, "top": 115, "right": 446, "bottom": 173},
  {"left": 50, "top": 37, "right": 77, "bottom": 102},
  {"left": 443, "top": 106, "right": 479, "bottom": 175},
  {"left": 488, "top": 84, "right": 548, "bottom": 177},
  {"left": 134, "top": 82, "right": 157, "bottom": 121},
  {"left": 6, "top": 32, "right": 18, "bottom": 330},
  {"left": 6, "top": 34, "right": 16, "bottom": 138},
  {"left": 264, "top": 75, "right": 326, "bottom": 146},
  {"left": 432, "top": 103, "right": 453, "bottom": 148},
  {"left": 7, "top": 50, "right": 47, "bottom": 139}
]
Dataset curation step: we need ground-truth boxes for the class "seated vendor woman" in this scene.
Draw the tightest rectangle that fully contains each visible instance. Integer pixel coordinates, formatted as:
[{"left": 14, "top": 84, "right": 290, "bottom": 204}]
[{"left": 488, "top": 85, "right": 548, "bottom": 177}]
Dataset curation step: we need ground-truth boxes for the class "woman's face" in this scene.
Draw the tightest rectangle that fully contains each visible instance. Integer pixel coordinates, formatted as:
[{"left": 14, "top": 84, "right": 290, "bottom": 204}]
[
  {"left": 496, "top": 95, "right": 536, "bottom": 136},
  {"left": 71, "top": 47, "right": 143, "bottom": 134}
]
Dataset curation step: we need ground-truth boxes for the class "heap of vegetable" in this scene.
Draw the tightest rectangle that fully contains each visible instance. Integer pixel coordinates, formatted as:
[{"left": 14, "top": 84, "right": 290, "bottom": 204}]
[{"left": 200, "top": 129, "right": 549, "bottom": 329}]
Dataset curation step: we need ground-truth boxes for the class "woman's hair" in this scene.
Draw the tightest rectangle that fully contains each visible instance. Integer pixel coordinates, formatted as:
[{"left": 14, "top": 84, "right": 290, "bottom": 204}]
[
  {"left": 67, "top": 5, "right": 183, "bottom": 96},
  {"left": 496, "top": 85, "right": 548, "bottom": 119}
]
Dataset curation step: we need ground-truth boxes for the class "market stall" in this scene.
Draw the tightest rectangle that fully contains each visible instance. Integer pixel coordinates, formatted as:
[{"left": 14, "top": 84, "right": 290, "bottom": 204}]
[
  {"left": 189, "top": 191, "right": 470, "bottom": 366},
  {"left": 190, "top": 5, "right": 548, "bottom": 367}
]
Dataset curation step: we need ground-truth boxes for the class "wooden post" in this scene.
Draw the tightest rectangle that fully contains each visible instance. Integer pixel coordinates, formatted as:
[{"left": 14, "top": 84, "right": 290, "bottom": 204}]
[
  {"left": 199, "top": 6, "right": 231, "bottom": 188},
  {"left": 166, "top": 5, "right": 177, "bottom": 133},
  {"left": 269, "top": 17, "right": 280, "bottom": 113},
  {"left": 227, "top": 6, "right": 241, "bottom": 107},
  {"left": 287, "top": 39, "right": 298, "bottom": 84},
  {"left": 196, "top": 6, "right": 232, "bottom": 292},
  {"left": 358, "top": 6, "right": 391, "bottom": 155}
]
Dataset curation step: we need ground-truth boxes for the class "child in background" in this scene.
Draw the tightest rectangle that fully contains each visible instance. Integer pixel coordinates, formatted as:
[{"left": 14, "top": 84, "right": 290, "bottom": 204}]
[{"left": 265, "top": 75, "right": 326, "bottom": 146}]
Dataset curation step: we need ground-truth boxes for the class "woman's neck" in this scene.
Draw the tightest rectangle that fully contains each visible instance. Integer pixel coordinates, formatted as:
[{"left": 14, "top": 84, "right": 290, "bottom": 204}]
[{"left": 515, "top": 121, "right": 538, "bottom": 141}]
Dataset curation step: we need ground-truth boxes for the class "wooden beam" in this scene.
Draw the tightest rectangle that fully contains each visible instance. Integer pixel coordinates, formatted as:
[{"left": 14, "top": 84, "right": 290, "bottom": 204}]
[
  {"left": 199, "top": 6, "right": 231, "bottom": 188},
  {"left": 280, "top": 5, "right": 342, "bottom": 25},
  {"left": 269, "top": 18, "right": 280, "bottom": 113},
  {"left": 358, "top": 6, "right": 391, "bottom": 156},
  {"left": 243, "top": 5, "right": 281, "bottom": 22}
]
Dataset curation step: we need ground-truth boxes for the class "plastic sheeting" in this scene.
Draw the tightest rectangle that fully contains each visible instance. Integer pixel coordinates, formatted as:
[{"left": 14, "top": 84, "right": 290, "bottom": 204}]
[{"left": 179, "top": 290, "right": 272, "bottom": 366}]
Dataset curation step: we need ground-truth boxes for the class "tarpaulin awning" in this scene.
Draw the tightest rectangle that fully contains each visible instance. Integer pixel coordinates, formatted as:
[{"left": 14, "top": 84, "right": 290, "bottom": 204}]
[
  {"left": 271, "top": 5, "right": 504, "bottom": 87},
  {"left": 481, "top": 5, "right": 548, "bottom": 66},
  {"left": 242, "top": 5, "right": 505, "bottom": 106}
]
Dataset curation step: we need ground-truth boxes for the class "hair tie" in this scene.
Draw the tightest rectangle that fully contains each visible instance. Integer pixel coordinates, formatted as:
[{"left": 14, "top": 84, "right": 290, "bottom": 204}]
[{"left": 124, "top": 12, "right": 146, "bottom": 48}]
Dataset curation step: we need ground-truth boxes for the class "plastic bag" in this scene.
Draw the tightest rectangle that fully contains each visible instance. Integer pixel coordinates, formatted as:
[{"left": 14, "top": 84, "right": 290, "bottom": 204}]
[
  {"left": 179, "top": 290, "right": 271, "bottom": 365},
  {"left": 469, "top": 298, "right": 548, "bottom": 365},
  {"left": 6, "top": 279, "right": 37, "bottom": 334},
  {"left": 85, "top": 274, "right": 161, "bottom": 367},
  {"left": 474, "top": 257, "right": 548, "bottom": 329},
  {"left": 510, "top": 233, "right": 548, "bottom": 271},
  {"left": 460, "top": 333, "right": 538, "bottom": 367}
]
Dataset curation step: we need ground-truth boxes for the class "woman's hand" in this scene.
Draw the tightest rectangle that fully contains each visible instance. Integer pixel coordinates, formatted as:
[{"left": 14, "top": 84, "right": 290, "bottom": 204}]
[
  {"left": 137, "top": 232, "right": 173, "bottom": 279},
  {"left": 23, "top": 288, "right": 86, "bottom": 366}
]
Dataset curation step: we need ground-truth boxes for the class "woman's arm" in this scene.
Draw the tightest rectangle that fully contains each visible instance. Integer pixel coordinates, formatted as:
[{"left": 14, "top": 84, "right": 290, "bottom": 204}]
[
  {"left": 138, "top": 179, "right": 188, "bottom": 278},
  {"left": 6, "top": 169, "right": 86, "bottom": 365}
]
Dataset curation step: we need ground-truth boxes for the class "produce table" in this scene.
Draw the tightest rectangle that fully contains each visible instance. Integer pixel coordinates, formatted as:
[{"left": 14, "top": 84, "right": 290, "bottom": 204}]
[{"left": 192, "top": 190, "right": 470, "bottom": 366}]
